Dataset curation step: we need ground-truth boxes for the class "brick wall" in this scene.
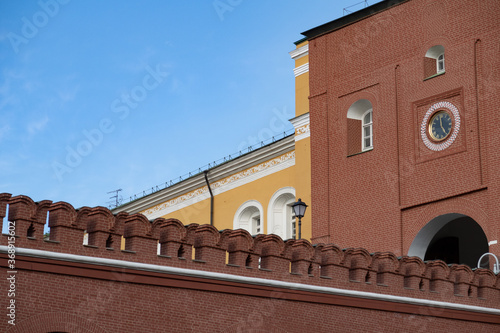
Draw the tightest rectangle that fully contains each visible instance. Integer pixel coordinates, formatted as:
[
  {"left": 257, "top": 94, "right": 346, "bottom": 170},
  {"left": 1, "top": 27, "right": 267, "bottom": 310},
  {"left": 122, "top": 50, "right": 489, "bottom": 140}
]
[{"left": 0, "top": 194, "right": 499, "bottom": 332}]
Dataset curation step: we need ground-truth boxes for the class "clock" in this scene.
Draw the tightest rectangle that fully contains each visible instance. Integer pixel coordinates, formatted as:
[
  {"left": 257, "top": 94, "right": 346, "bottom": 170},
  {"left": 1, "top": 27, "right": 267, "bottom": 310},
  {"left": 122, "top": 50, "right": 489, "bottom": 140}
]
[
  {"left": 428, "top": 110, "right": 452, "bottom": 141},
  {"left": 421, "top": 101, "right": 460, "bottom": 151}
]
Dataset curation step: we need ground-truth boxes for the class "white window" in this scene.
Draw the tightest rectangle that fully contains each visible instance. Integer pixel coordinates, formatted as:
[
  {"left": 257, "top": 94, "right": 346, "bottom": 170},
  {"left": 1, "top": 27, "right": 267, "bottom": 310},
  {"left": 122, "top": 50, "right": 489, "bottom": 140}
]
[
  {"left": 347, "top": 99, "right": 374, "bottom": 155},
  {"left": 233, "top": 200, "right": 264, "bottom": 235},
  {"left": 425, "top": 45, "right": 445, "bottom": 77},
  {"left": 362, "top": 109, "right": 373, "bottom": 151},
  {"left": 267, "top": 187, "right": 296, "bottom": 240},
  {"left": 437, "top": 53, "right": 445, "bottom": 73},
  {"left": 289, "top": 205, "right": 297, "bottom": 239},
  {"left": 252, "top": 215, "right": 261, "bottom": 235}
]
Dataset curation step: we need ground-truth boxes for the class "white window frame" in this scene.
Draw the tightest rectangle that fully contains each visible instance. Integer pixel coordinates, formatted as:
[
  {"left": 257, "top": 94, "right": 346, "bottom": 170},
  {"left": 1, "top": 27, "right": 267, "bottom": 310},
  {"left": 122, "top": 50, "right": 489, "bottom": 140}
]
[
  {"left": 437, "top": 53, "right": 445, "bottom": 73},
  {"left": 425, "top": 45, "right": 445, "bottom": 76},
  {"left": 362, "top": 109, "right": 373, "bottom": 151},
  {"left": 251, "top": 214, "right": 261, "bottom": 235}
]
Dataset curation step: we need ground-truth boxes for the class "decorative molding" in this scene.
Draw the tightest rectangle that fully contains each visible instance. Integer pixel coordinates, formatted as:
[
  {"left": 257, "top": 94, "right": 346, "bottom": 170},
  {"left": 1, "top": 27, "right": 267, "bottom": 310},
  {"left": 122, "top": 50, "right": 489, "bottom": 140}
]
[
  {"left": 290, "top": 113, "right": 311, "bottom": 142},
  {"left": 142, "top": 152, "right": 296, "bottom": 219},
  {"left": 289, "top": 44, "right": 309, "bottom": 60},
  {"left": 295, "top": 124, "right": 310, "bottom": 141},
  {"left": 293, "top": 63, "right": 309, "bottom": 77}
]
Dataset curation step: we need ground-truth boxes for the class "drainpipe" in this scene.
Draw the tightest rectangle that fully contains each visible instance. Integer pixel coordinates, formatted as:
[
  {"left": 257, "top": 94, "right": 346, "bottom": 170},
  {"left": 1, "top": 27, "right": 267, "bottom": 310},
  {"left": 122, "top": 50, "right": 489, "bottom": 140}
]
[{"left": 204, "top": 170, "right": 214, "bottom": 226}]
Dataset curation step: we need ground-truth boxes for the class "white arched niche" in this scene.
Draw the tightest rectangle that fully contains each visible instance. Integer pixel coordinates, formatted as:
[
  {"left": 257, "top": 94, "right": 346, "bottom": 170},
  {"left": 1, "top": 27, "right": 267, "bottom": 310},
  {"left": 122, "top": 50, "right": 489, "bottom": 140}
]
[
  {"left": 233, "top": 200, "right": 264, "bottom": 235},
  {"left": 347, "top": 99, "right": 373, "bottom": 153},
  {"left": 267, "top": 187, "right": 296, "bottom": 240}
]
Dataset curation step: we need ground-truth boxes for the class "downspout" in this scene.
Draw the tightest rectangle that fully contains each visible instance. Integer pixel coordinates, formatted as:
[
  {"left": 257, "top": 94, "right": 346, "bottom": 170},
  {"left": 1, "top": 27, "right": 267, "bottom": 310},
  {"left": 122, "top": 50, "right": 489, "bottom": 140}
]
[{"left": 204, "top": 170, "right": 214, "bottom": 226}]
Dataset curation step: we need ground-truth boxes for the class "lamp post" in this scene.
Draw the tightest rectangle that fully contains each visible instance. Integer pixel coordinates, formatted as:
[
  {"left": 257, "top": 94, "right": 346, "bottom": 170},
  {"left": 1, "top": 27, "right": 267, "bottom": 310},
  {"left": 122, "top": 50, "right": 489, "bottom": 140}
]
[{"left": 291, "top": 198, "right": 307, "bottom": 239}]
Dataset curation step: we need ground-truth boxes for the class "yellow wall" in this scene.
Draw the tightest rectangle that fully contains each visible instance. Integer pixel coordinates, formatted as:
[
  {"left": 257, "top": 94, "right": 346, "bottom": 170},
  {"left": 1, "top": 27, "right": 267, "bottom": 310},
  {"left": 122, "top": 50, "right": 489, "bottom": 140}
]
[
  {"left": 142, "top": 151, "right": 313, "bottom": 240},
  {"left": 293, "top": 136, "right": 311, "bottom": 240},
  {"left": 294, "top": 41, "right": 309, "bottom": 117},
  {"left": 292, "top": 41, "right": 312, "bottom": 239}
]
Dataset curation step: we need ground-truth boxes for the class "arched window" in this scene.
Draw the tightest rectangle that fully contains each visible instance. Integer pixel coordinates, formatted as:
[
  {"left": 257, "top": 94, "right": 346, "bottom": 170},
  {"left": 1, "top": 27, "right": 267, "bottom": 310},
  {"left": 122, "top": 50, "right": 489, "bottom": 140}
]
[
  {"left": 424, "top": 45, "right": 445, "bottom": 78},
  {"left": 437, "top": 53, "right": 445, "bottom": 73},
  {"left": 233, "top": 200, "right": 264, "bottom": 235},
  {"left": 347, "top": 99, "right": 374, "bottom": 155},
  {"left": 267, "top": 187, "right": 296, "bottom": 240}
]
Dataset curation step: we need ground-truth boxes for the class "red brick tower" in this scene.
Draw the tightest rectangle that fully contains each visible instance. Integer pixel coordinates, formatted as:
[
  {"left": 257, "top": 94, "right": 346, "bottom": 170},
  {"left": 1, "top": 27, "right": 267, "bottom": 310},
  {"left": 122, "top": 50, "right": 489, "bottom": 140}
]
[{"left": 303, "top": 0, "right": 500, "bottom": 269}]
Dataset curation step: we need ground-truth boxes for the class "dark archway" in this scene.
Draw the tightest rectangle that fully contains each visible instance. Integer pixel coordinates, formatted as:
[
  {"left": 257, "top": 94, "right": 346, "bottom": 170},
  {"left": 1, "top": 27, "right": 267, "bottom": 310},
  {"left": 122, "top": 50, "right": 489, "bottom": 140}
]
[{"left": 408, "top": 213, "right": 488, "bottom": 268}]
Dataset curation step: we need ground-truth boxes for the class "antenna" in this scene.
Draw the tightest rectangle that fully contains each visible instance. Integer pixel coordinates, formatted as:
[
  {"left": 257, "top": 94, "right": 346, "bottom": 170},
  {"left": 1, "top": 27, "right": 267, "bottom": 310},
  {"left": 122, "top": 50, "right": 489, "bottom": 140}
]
[
  {"left": 107, "top": 189, "right": 123, "bottom": 209},
  {"left": 343, "top": 0, "right": 369, "bottom": 16}
]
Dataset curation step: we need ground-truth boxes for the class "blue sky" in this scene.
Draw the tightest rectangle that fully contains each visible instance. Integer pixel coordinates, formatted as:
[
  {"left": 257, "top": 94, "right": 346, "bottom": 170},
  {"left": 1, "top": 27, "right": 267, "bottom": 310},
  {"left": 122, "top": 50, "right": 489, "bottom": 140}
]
[{"left": 0, "top": 0, "right": 382, "bottom": 210}]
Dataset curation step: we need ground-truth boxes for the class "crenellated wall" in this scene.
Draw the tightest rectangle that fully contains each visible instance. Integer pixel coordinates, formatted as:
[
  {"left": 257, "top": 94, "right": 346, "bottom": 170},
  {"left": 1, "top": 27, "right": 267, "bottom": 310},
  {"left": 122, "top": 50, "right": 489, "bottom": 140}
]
[{"left": 1, "top": 193, "right": 499, "bottom": 332}]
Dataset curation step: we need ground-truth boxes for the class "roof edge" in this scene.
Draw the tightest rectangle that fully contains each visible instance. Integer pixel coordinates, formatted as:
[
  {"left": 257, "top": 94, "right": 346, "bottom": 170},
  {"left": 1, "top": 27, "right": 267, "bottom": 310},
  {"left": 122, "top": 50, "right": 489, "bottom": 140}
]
[{"left": 301, "top": 0, "right": 410, "bottom": 40}]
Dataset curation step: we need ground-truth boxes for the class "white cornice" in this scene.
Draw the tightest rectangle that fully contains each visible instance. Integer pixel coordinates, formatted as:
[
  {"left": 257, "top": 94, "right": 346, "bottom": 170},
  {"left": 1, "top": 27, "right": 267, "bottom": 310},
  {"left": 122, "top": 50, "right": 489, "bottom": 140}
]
[
  {"left": 293, "top": 63, "right": 309, "bottom": 77},
  {"left": 144, "top": 153, "right": 295, "bottom": 220},
  {"left": 290, "top": 113, "right": 311, "bottom": 142},
  {"left": 113, "top": 136, "right": 295, "bottom": 215},
  {"left": 289, "top": 113, "right": 310, "bottom": 129},
  {"left": 5, "top": 246, "right": 500, "bottom": 317},
  {"left": 289, "top": 44, "right": 309, "bottom": 60}
]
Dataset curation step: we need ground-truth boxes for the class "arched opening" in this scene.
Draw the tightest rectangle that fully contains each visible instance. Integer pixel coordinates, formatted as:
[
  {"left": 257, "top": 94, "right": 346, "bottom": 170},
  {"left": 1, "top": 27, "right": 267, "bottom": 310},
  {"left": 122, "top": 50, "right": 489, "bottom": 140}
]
[
  {"left": 424, "top": 45, "right": 445, "bottom": 78},
  {"left": 347, "top": 99, "right": 373, "bottom": 155},
  {"left": 267, "top": 187, "right": 296, "bottom": 240},
  {"left": 233, "top": 200, "right": 264, "bottom": 235},
  {"left": 408, "top": 213, "right": 488, "bottom": 268}
]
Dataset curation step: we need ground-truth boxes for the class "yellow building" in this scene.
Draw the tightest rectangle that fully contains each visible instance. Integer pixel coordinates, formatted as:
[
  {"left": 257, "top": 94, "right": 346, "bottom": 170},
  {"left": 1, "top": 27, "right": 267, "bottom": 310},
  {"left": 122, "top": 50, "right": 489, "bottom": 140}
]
[{"left": 113, "top": 41, "right": 311, "bottom": 241}]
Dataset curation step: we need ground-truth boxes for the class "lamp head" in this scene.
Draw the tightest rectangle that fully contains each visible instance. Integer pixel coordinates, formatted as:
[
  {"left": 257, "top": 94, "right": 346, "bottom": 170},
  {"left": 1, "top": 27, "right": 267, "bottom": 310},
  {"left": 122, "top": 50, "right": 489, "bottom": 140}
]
[{"left": 292, "top": 198, "right": 307, "bottom": 218}]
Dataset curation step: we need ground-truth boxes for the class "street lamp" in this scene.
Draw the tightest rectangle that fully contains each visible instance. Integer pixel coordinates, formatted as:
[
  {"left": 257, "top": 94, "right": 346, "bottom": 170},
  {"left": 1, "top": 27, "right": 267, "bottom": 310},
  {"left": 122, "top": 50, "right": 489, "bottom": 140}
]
[{"left": 291, "top": 198, "right": 308, "bottom": 239}]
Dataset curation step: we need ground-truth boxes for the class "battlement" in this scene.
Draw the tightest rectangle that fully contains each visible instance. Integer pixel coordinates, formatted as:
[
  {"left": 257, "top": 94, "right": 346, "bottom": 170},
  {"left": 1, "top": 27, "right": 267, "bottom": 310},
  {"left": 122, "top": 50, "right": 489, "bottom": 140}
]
[{"left": 1, "top": 193, "right": 499, "bottom": 310}]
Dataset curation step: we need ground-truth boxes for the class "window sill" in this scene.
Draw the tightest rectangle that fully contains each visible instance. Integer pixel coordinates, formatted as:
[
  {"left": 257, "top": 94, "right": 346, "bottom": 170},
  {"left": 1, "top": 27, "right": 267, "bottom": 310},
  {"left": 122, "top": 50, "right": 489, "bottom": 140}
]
[
  {"left": 347, "top": 147, "right": 373, "bottom": 157},
  {"left": 424, "top": 71, "right": 445, "bottom": 81}
]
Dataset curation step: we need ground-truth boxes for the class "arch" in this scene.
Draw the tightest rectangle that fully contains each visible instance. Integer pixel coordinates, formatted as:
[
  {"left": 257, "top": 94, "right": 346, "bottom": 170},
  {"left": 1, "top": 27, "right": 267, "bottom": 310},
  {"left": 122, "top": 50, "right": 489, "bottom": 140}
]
[
  {"left": 347, "top": 99, "right": 373, "bottom": 120},
  {"left": 347, "top": 99, "right": 373, "bottom": 155},
  {"left": 267, "top": 187, "right": 296, "bottom": 240},
  {"left": 424, "top": 45, "right": 445, "bottom": 77},
  {"left": 233, "top": 200, "right": 264, "bottom": 235},
  {"left": 408, "top": 213, "right": 488, "bottom": 268}
]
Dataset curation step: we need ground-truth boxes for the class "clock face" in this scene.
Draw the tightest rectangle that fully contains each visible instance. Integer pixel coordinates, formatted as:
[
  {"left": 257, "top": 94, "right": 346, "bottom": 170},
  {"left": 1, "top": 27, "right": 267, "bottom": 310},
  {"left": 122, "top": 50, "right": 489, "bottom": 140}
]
[
  {"left": 420, "top": 101, "right": 460, "bottom": 151},
  {"left": 428, "top": 111, "right": 452, "bottom": 141}
]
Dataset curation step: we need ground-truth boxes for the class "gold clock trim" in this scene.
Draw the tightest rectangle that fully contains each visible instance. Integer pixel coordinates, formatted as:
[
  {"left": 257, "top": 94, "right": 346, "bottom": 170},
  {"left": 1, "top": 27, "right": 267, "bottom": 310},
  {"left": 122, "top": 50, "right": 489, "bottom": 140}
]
[{"left": 428, "top": 110, "right": 452, "bottom": 142}]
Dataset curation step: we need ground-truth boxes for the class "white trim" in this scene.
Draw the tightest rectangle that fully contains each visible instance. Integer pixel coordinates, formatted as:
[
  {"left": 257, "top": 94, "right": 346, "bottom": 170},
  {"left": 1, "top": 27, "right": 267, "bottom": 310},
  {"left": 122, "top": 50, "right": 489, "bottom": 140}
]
[
  {"left": 289, "top": 113, "right": 310, "bottom": 129},
  {"left": 4, "top": 246, "right": 500, "bottom": 316},
  {"left": 289, "top": 44, "right": 309, "bottom": 60},
  {"left": 144, "top": 153, "right": 295, "bottom": 220},
  {"left": 113, "top": 136, "right": 295, "bottom": 215},
  {"left": 437, "top": 53, "right": 445, "bottom": 73},
  {"left": 293, "top": 63, "right": 309, "bottom": 77},
  {"left": 290, "top": 113, "right": 311, "bottom": 142},
  {"left": 233, "top": 200, "right": 264, "bottom": 234},
  {"left": 489, "top": 240, "right": 498, "bottom": 246},
  {"left": 362, "top": 109, "right": 373, "bottom": 151}
]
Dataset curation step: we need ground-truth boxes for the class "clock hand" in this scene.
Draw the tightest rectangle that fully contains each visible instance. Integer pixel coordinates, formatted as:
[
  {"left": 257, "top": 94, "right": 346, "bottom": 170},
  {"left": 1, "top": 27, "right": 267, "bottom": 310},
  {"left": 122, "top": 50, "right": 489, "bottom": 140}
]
[{"left": 440, "top": 116, "right": 445, "bottom": 132}]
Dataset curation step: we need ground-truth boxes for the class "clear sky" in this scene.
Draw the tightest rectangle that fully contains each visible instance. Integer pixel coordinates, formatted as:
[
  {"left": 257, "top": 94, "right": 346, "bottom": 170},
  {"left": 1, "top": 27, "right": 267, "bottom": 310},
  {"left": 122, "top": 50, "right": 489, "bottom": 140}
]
[{"left": 0, "top": 0, "right": 382, "bottom": 211}]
